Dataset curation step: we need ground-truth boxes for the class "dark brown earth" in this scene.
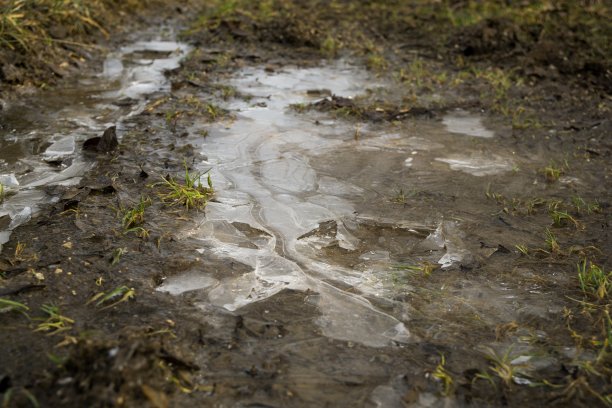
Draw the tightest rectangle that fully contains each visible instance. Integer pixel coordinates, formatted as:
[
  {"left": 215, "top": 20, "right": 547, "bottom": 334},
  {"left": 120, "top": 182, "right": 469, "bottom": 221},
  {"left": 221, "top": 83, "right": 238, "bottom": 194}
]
[{"left": 1, "top": 1, "right": 610, "bottom": 407}]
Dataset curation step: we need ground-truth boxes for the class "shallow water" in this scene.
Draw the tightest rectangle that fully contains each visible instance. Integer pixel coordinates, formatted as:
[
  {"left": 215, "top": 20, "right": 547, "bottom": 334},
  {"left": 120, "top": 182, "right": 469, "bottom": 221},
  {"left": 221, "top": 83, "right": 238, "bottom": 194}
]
[{"left": 0, "top": 31, "right": 190, "bottom": 250}]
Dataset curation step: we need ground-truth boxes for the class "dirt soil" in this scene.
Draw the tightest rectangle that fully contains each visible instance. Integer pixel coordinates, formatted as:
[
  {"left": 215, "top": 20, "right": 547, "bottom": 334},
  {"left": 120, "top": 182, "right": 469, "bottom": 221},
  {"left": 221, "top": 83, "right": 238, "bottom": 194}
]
[{"left": 1, "top": 1, "right": 611, "bottom": 407}]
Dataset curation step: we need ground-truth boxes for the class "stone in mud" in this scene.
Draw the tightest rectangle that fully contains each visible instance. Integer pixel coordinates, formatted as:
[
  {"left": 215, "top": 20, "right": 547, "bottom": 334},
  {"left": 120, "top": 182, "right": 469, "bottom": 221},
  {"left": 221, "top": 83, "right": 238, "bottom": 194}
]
[
  {"left": 82, "top": 126, "right": 118, "bottom": 153},
  {"left": 98, "top": 126, "right": 118, "bottom": 152}
]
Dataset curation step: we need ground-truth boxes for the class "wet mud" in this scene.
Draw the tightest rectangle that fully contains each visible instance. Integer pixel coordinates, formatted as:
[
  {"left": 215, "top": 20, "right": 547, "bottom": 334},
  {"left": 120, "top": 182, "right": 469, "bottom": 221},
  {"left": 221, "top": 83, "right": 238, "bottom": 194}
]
[{"left": 1, "top": 2, "right": 611, "bottom": 408}]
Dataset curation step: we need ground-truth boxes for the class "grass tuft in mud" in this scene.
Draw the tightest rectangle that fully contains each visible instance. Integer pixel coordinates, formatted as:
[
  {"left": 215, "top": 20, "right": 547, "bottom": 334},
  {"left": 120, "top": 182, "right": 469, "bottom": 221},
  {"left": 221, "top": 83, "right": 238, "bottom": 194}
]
[
  {"left": 155, "top": 163, "right": 214, "bottom": 210},
  {"left": 578, "top": 261, "right": 610, "bottom": 302}
]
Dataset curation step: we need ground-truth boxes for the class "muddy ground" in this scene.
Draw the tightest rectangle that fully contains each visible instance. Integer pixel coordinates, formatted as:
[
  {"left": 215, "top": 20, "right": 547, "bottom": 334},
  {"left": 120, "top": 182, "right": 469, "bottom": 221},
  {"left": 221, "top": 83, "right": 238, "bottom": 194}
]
[{"left": 1, "top": 1, "right": 611, "bottom": 407}]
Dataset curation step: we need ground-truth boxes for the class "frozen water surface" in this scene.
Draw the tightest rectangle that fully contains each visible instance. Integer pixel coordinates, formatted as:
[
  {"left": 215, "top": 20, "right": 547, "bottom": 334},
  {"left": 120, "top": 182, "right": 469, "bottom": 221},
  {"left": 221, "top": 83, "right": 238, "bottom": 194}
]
[{"left": 157, "top": 62, "right": 538, "bottom": 350}]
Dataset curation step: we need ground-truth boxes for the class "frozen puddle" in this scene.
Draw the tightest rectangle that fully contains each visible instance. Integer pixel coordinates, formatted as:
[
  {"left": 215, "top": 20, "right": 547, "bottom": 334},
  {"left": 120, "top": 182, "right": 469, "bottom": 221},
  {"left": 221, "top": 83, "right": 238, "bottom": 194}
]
[
  {"left": 155, "top": 62, "right": 520, "bottom": 348},
  {"left": 0, "top": 32, "right": 190, "bottom": 251}
]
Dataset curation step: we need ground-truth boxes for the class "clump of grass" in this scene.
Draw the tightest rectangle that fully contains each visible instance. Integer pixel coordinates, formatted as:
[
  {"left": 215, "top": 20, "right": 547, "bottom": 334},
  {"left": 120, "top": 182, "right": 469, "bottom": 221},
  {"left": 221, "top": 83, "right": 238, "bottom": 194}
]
[
  {"left": 514, "top": 244, "right": 529, "bottom": 256},
  {"left": 289, "top": 102, "right": 309, "bottom": 113},
  {"left": 550, "top": 210, "right": 581, "bottom": 229},
  {"left": 366, "top": 53, "right": 388, "bottom": 72},
  {"left": 578, "top": 260, "right": 609, "bottom": 301},
  {"left": 474, "top": 67, "right": 513, "bottom": 105},
  {"left": 12, "top": 241, "right": 26, "bottom": 262},
  {"left": 320, "top": 35, "right": 339, "bottom": 56},
  {"left": 391, "top": 188, "right": 413, "bottom": 205},
  {"left": 572, "top": 196, "right": 600, "bottom": 214},
  {"left": 432, "top": 354, "right": 454, "bottom": 396},
  {"left": 0, "top": 298, "right": 29, "bottom": 317},
  {"left": 545, "top": 228, "right": 561, "bottom": 254},
  {"left": 122, "top": 196, "right": 151, "bottom": 230},
  {"left": 205, "top": 103, "right": 222, "bottom": 120},
  {"left": 484, "top": 183, "right": 504, "bottom": 202},
  {"left": 156, "top": 163, "right": 214, "bottom": 210},
  {"left": 217, "top": 84, "right": 236, "bottom": 100},
  {"left": 476, "top": 346, "right": 531, "bottom": 387},
  {"left": 398, "top": 58, "right": 430, "bottom": 89},
  {"left": 110, "top": 247, "right": 127, "bottom": 266},
  {"left": 165, "top": 110, "right": 182, "bottom": 131},
  {"left": 508, "top": 105, "right": 542, "bottom": 129},
  {"left": 542, "top": 163, "right": 563, "bottom": 182},
  {"left": 158, "top": 96, "right": 227, "bottom": 132},
  {"left": 525, "top": 197, "right": 546, "bottom": 215},
  {"left": 394, "top": 261, "right": 437, "bottom": 277},
  {"left": 125, "top": 226, "right": 150, "bottom": 239},
  {"left": 34, "top": 304, "right": 74, "bottom": 336},
  {"left": 88, "top": 285, "right": 135, "bottom": 310}
]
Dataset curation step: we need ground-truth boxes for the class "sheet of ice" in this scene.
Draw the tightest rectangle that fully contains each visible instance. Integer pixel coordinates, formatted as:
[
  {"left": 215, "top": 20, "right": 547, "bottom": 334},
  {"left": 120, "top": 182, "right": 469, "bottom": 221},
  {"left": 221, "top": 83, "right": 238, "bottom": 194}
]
[
  {"left": 43, "top": 136, "right": 76, "bottom": 161},
  {"left": 424, "top": 221, "right": 471, "bottom": 268},
  {"left": 0, "top": 174, "right": 19, "bottom": 188},
  {"left": 179, "top": 63, "right": 414, "bottom": 347},
  {"left": 103, "top": 57, "right": 123, "bottom": 78},
  {"left": 24, "top": 160, "right": 94, "bottom": 188},
  {"left": 1, "top": 190, "right": 48, "bottom": 218},
  {"left": 0, "top": 231, "right": 11, "bottom": 246},
  {"left": 8, "top": 207, "right": 31, "bottom": 230},
  {"left": 443, "top": 110, "right": 495, "bottom": 138},
  {"left": 313, "top": 283, "right": 413, "bottom": 347},
  {"left": 158, "top": 273, "right": 218, "bottom": 295},
  {"left": 0, "top": 190, "right": 50, "bottom": 254},
  {"left": 435, "top": 155, "right": 513, "bottom": 176}
]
